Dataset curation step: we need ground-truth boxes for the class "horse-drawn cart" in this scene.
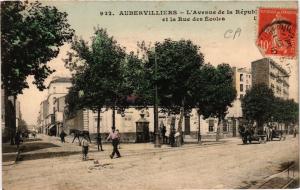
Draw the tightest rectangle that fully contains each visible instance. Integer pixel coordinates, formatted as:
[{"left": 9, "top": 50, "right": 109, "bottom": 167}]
[{"left": 239, "top": 126, "right": 267, "bottom": 144}]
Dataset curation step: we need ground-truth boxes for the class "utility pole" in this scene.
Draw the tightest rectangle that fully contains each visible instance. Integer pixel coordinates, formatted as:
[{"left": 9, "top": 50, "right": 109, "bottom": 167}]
[{"left": 154, "top": 46, "right": 161, "bottom": 148}]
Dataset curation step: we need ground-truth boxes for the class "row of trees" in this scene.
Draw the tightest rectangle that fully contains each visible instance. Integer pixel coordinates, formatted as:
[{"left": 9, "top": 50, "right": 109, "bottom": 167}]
[
  {"left": 64, "top": 28, "right": 237, "bottom": 149},
  {"left": 242, "top": 84, "right": 298, "bottom": 132}
]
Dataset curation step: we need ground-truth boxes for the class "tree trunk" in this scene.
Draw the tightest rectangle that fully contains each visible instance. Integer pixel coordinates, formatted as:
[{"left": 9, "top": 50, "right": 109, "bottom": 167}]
[
  {"left": 96, "top": 108, "right": 103, "bottom": 151},
  {"left": 198, "top": 112, "right": 201, "bottom": 143},
  {"left": 177, "top": 99, "right": 185, "bottom": 147},
  {"left": 216, "top": 118, "right": 221, "bottom": 141},
  {"left": 3, "top": 90, "right": 16, "bottom": 144},
  {"left": 4, "top": 90, "right": 10, "bottom": 143},
  {"left": 112, "top": 102, "right": 116, "bottom": 130}
]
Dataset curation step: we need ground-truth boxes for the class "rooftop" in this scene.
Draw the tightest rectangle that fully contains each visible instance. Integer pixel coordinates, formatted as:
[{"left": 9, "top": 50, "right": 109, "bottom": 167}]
[
  {"left": 47, "top": 77, "right": 72, "bottom": 89},
  {"left": 252, "top": 58, "right": 289, "bottom": 77}
]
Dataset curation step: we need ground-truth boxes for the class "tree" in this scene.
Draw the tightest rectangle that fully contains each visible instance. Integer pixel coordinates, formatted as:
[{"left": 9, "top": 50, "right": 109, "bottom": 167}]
[
  {"left": 141, "top": 39, "right": 205, "bottom": 146},
  {"left": 242, "top": 84, "right": 275, "bottom": 132},
  {"left": 194, "top": 64, "right": 236, "bottom": 141},
  {"left": 1, "top": 1, "right": 74, "bottom": 143},
  {"left": 65, "top": 28, "right": 128, "bottom": 151},
  {"left": 272, "top": 98, "right": 299, "bottom": 132},
  {"left": 1, "top": 1, "right": 74, "bottom": 95}
]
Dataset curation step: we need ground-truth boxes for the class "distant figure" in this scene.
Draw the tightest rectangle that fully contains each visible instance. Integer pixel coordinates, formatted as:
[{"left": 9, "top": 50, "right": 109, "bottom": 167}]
[
  {"left": 60, "top": 130, "right": 67, "bottom": 143},
  {"left": 15, "top": 132, "right": 21, "bottom": 149},
  {"left": 107, "top": 128, "right": 121, "bottom": 159},
  {"left": 169, "top": 125, "right": 176, "bottom": 147},
  {"left": 160, "top": 123, "right": 166, "bottom": 144},
  {"left": 270, "top": 126, "right": 274, "bottom": 141},
  {"left": 265, "top": 126, "right": 271, "bottom": 141},
  {"left": 82, "top": 138, "right": 89, "bottom": 161},
  {"left": 32, "top": 131, "right": 37, "bottom": 139},
  {"left": 293, "top": 127, "right": 297, "bottom": 138}
]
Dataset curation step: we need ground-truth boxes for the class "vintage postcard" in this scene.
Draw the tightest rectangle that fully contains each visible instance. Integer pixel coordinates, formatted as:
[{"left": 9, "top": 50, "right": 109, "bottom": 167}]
[{"left": 1, "top": 1, "right": 299, "bottom": 189}]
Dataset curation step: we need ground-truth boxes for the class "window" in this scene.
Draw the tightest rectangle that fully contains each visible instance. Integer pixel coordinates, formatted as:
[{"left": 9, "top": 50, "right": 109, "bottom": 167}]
[
  {"left": 240, "top": 84, "right": 243, "bottom": 92},
  {"left": 209, "top": 120, "right": 214, "bottom": 132},
  {"left": 240, "top": 74, "right": 244, "bottom": 82}
]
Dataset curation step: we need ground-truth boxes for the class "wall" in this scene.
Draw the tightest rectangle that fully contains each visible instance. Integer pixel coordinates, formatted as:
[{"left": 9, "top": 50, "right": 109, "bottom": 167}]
[{"left": 66, "top": 107, "right": 226, "bottom": 142}]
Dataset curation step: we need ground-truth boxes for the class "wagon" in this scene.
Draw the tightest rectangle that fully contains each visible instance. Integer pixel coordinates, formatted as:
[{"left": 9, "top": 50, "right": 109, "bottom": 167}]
[
  {"left": 239, "top": 126, "right": 266, "bottom": 144},
  {"left": 271, "top": 130, "right": 286, "bottom": 141}
]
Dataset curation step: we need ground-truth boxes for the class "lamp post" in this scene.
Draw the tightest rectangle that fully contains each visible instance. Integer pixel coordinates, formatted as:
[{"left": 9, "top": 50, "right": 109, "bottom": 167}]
[
  {"left": 154, "top": 46, "right": 161, "bottom": 148},
  {"left": 197, "top": 111, "right": 202, "bottom": 144}
]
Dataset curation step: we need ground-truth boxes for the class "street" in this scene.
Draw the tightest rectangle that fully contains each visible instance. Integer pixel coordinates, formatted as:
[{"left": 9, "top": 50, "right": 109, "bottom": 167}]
[{"left": 2, "top": 135, "right": 299, "bottom": 190}]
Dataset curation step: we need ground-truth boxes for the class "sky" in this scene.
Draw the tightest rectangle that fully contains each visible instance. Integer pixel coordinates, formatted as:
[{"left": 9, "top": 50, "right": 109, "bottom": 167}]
[{"left": 17, "top": 1, "right": 298, "bottom": 125}]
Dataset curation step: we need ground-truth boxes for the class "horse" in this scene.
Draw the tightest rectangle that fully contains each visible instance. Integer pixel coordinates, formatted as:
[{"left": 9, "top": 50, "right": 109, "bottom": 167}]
[{"left": 69, "top": 129, "right": 91, "bottom": 145}]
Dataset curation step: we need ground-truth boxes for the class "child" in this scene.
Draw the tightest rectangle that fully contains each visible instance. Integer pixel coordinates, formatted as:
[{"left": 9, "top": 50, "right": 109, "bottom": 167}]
[{"left": 82, "top": 137, "right": 89, "bottom": 161}]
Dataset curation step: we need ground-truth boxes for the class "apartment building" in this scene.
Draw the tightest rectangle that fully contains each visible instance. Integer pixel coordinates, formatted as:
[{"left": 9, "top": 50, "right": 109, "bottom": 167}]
[
  {"left": 37, "top": 77, "right": 72, "bottom": 136},
  {"left": 252, "top": 58, "right": 289, "bottom": 99}
]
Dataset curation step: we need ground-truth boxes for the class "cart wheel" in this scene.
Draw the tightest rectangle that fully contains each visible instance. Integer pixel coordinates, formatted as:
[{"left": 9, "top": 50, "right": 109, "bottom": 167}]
[
  {"left": 279, "top": 137, "right": 282, "bottom": 141},
  {"left": 258, "top": 138, "right": 262, "bottom": 144}
]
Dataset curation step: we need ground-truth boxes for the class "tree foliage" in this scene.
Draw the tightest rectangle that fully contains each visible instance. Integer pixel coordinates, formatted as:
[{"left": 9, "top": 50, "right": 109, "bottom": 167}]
[
  {"left": 142, "top": 39, "right": 205, "bottom": 114},
  {"left": 273, "top": 97, "right": 298, "bottom": 126},
  {"left": 242, "top": 84, "right": 275, "bottom": 129},
  {"left": 65, "top": 28, "right": 128, "bottom": 112},
  {"left": 192, "top": 63, "right": 236, "bottom": 140},
  {"left": 195, "top": 64, "right": 236, "bottom": 121},
  {"left": 1, "top": 1, "right": 74, "bottom": 96}
]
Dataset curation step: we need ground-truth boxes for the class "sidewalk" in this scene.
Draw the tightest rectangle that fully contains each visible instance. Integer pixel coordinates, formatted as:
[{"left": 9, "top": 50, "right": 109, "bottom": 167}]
[{"left": 2, "top": 134, "right": 241, "bottom": 163}]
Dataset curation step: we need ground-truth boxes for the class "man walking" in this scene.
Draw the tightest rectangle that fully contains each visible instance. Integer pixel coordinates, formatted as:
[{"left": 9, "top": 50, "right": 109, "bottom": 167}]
[
  {"left": 60, "top": 130, "right": 67, "bottom": 143},
  {"left": 107, "top": 127, "right": 121, "bottom": 159}
]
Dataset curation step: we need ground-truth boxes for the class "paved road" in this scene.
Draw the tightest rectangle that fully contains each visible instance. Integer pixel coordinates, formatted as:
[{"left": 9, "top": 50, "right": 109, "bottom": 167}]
[{"left": 2, "top": 135, "right": 299, "bottom": 190}]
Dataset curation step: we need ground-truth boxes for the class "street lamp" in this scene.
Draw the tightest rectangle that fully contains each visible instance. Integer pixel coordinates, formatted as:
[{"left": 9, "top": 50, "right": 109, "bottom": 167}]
[{"left": 153, "top": 46, "right": 161, "bottom": 148}]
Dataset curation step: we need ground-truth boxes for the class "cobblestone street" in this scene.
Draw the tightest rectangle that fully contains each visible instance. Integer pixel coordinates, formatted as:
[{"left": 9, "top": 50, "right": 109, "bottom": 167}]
[{"left": 2, "top": 135, "right": 299, "bottom": 190}]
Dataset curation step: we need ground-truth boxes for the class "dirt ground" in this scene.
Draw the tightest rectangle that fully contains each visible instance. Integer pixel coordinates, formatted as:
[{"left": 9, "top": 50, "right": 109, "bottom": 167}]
[{"left": 2, "top": 135, "right": 299, "bottom": 190}]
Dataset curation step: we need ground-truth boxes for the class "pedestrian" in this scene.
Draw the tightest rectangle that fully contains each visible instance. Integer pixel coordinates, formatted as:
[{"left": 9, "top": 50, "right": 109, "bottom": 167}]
[
  {"left": 270, "top": 126, "right": 274, "bottom": 141},
  {"left": 32, "top": 131, "right": 36, "bottom": 139},
  {"left": 169, "top": 125, "right": 176, "bottom": 147},
  {"left": 107, "top": 127, "right": 121, "bottom": 159},
  {"left": 265, "top": 125, "right": 270, "bottom": 141},
  {"left": 82, "top": 137, "right": 89, "bottom": 161},
  {"left": 15, "top": 131, "right": 21, "bottom": 149},
  {"left": 293, "top": 127, "right": 297, "bottom": 138},
  {"left": 60, "top": 130, "right": 67, "bottom": 143},
  {"left": 160, "top": 124, "right": 166, "bottom": 144}
]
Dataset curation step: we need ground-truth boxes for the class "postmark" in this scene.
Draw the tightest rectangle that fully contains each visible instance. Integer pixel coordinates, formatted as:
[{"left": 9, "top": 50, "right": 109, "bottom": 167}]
[{"left": 256, "top": 8, "right": 297, "bottom": 58}]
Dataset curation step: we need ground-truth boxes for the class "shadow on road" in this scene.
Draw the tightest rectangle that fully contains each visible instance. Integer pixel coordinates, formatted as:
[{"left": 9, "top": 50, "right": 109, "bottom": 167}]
[
  {"left": 21, "top": 142, "right": 60, "bottom": 153},
  {"left": 18, "top": 151, "right": 81, "bottom": 161}
]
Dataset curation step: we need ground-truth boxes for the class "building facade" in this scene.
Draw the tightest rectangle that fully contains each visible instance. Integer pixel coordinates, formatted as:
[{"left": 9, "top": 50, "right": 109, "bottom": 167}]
[
  {"left": 226, "top": 67, "right": 252, "bottom": 137},
  {"left": 251, "top": 58, "right": 289, "bottom": 99},
  {"left": 37, "top": 77, "right": 72, "bottom": 136},
  {"left": 65, "top": 107, "right": 221, "bottom": 143}
]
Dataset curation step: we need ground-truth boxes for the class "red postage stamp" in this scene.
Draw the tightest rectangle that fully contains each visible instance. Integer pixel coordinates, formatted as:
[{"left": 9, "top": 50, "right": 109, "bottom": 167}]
[{"left": 256, "top": 8, "right": 297, "bottom": 58}]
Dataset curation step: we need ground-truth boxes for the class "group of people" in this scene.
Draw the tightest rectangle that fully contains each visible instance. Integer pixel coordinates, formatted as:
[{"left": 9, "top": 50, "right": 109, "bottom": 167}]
[
  {"left": 159, "top": 123, "right": 178, "bottom": 147},
  {"left": 264, "top": 125, "right": 274, "bottom": 141},
  {"left": 83, "top": 128, "right": 121, "bottom": 161},
  {"left": 59, "top": 128, "right": 122, "bottom": 161}
]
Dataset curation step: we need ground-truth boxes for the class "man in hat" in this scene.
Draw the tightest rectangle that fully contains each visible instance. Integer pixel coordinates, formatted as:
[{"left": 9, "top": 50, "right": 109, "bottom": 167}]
[{"left": 107, "top": 127, "right": 121, "bottom": 159}]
